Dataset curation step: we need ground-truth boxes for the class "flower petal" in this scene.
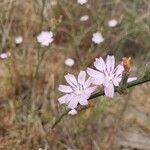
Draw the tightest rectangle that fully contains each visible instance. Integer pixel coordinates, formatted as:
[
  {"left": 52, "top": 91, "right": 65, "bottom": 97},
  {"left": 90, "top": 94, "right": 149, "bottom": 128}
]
[
  {"left": 78, "top": 71, "right": 86, "bottom": 85},
  {"left": 58, "top": 94, "right": 68, "bottom": 104},
  {"left": 58, "top": 85, "right": 73, "bottom": 93},
  {"left": 106, "top": 55, "right": 115, "bottom": 73},
  {"left": 91, "top": 77, "right": 104, "bottom": 85},
  {"left": 81, "top": 86, "right": 97, "bottom": 101},
  {"left": 87, "top": 68, "right": 104, "bottom": 78},
  {"left": 127, "top": 77, "right": 137, "bottom": 82},
  {"left": 112, "top": 78, "right": 119, "bottom": 86},
  {"left": 114, "top": 64, "right": 124, "bottom": 77},
  {"left": 104, "top": 82, "right": 114, "bottom": 98},
  {"left": 85, "top": 86, "right": 97, "bottom": 97},
  {"left": 84, "top": 77, "right": 92, "bottom": 88},
  {"left": 68, "top": 109, "right": 77, "bottom": 115},
  {"left": 116, "top": 77, "right": 122, "bottom": 83},
  {"left": 78, "top": 98, "right": 88, "bottom": 106},
  {"left": 94, "top": 57, "right": 106, "bottom": 72},
  {"left": 65, "top": 93, "right": 75, "bottom": 104},
  {"left": 68, "top": 96, "right": 79, "bottom": 109},
  {"left": 65, "top": 74, "right": 77, "bottom": 86}
]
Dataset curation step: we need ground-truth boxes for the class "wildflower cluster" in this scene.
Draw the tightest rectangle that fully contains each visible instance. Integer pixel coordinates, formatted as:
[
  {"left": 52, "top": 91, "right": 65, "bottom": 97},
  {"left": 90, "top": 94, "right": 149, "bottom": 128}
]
[
  {"left": 14, "top": 31, "right": 54, "bottom": 47},
  {"left": 76, "top": 0, "right": 118, "bottom": 45},
  {"left": 58, "top": 55, "right": 137, "bottom": 115}
]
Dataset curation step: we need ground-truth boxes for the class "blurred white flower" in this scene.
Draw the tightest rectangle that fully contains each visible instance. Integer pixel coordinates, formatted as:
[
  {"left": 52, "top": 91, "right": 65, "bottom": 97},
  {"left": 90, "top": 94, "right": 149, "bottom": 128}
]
[
  {"left": 51, "top": 0, "right": 57, "bottom": 6},
  {"left": 108, "top": 19, "right": 118, "bottom": 27},
  {"left": 92, "top": 32, "right": 104, "bottom": 44},
  {"left": 68, "top": 109, "right": 78, "bottom": 115},
  {"left": 15, "top": 36, "right": 23, "bottom": 44},
  {"left": 80, "top": 15, "right": 89, "bottom": 21},
  {"left": 0, "top": 52, "right": 11, "bottom": 59},
  {"left": 77, "top": 0, "right": 88, "bottom": 5},
  {"left": 58, "top": 71, "right": 96, "bottom": 114},
  {"left": 65, "top": 58, "right": 75, "bottom": 67},
  {"left": 37, "top": 31, "right": 54, "bottom": 46}
]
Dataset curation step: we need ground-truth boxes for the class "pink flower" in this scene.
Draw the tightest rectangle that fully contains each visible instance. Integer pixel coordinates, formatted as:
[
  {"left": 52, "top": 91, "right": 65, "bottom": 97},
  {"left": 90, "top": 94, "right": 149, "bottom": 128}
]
[
  {"left": 65, "top": 58, "right": 75, "bottom": 67},
  {"left": 92, "top": 32, "right": 104, "bottom": 44},
  {"left": 77, "top": 0, "right": 88, "bottom": 5},
  {"left": 37, "top": 31, "right": 53, "bottom": 46},
  {"left": 0, "top": 52, "right": 11, "bottom": 59},
  {"left": 58, "top": 71, "right": 96, "bottom": 114},
  {"left": 80, "top": 15, "right": 89, "bottom": 21},
  {"left": 108, "top": 19, "right": 118, "bottom": 27},
  {"left": 15, "top": 36, "right": 23, "bottom": 44},
  {"left": 87, "top": 55, "right": 137, "bottom": 98}
]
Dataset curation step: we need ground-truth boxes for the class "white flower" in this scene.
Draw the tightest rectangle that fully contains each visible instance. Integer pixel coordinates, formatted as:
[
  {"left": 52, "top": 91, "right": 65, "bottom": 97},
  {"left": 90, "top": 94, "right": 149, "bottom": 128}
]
[
  {"left": 65, "top": 58, "right": 75, "bottom": 67},
  {"left": 77, "top": 0, "right": 88, "bottom": 5},
  {"left": 92, "top": 32, "right": 104, "bottom": 44},
  {"left": 68, "top": 109, "right": 78, "bottom": 115},
  {"left": 37, "top": 31, "right": 54, "bottom": 46},
  {"left": 108, "top": 19, "right": 118, "bottom": 28},
  {"left": 87, "top": 55, "right": 137, "bottom": 98},
  {"left": 0, "top": 52, "right": 11, "bottom": 59},
  {"left": 15, "top": 36, "right": 23, "bottom": 44},
  {"left": 80, "top": 15, "right": 89, "bottom": 21},
  {"left": 58, "top": 71, "right": 96, "bottom": 114}
]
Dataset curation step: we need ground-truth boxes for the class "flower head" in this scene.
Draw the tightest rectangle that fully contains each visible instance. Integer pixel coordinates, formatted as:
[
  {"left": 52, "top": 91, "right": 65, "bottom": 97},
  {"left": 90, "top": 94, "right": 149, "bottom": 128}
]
[
  {"left": 37, "top": 31, "right": 54, "bottom": 46},
  {"left": 108, "top": 19, "right": 118, "bottom": 28},
  {"left": 77, "top": 0, "right": 88, "bottom": 5},
  {"left": 58, "top": 71, "right": 96, "bottom": 114},
  {"left": 87, "top": 55, "right": 137, "bottom": 98},
  {"left": 80, "top": 15, "right": 89, "bottom": 22},
  {"left": 15, "top": 36, "right": 23, "bottom": 44},
  {"left": 92, "top": 32, "right": 104, "bottom": 44},
  {"left": 65, "top": 58, "right": 75, "bottom": 67},
  {"left": 0, "top": 52, "right": 11, "bottom": 59}
]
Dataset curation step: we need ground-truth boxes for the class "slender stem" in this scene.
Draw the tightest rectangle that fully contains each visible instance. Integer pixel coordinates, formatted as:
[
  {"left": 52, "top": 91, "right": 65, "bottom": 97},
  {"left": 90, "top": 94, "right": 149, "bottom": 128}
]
[
  {"left": 32, "top": 0, "right": 46, "bottom": 81},
  {"left": 51, "top": 109, "right": 69, "bottom": 129},
  {"left": 23, "top": 0, "right": 47, "bottom": 109},
  {"left": 126, "top": 76, "right": 150, "bottom": 87},
  {"left": 51, "top": 76, "right": 150, "bottom": 130}
]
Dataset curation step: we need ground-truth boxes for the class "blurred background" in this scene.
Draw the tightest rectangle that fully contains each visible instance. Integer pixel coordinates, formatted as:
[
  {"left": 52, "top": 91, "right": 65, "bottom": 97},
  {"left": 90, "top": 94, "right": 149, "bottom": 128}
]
[{"left": 0, "top": 0, "right": 150, "bottom": 149}]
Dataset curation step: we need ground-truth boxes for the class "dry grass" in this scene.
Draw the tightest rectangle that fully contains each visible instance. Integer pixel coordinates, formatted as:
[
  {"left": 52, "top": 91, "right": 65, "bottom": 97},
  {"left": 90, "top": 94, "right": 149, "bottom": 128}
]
[{"left": 0, "top": 0, "right": 150, "bottom": 149}]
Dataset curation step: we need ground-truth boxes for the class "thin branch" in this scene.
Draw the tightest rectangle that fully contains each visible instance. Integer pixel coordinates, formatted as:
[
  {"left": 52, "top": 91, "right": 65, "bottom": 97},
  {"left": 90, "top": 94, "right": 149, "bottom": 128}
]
[
  {"left": 51, "top": 109, "right": 69, "bottom": 129},
  {"left": 51, "top": 76, "right": 150, "bottom": 130},
  {"left": 32, "top": 0, "right": 46, "bottom": 81},
  {"left": 22, "top": 0, "right": 47, "bottom": 111}
]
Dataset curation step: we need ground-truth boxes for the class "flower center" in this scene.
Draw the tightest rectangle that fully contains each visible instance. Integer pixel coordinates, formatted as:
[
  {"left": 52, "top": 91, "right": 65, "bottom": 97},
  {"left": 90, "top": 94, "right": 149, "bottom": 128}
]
[
  {"left": 108, "top": 74, "right": 114, "bottom": 81},
  {"left": 74, "top": 85, "right": 83, "bottom": 95}
]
